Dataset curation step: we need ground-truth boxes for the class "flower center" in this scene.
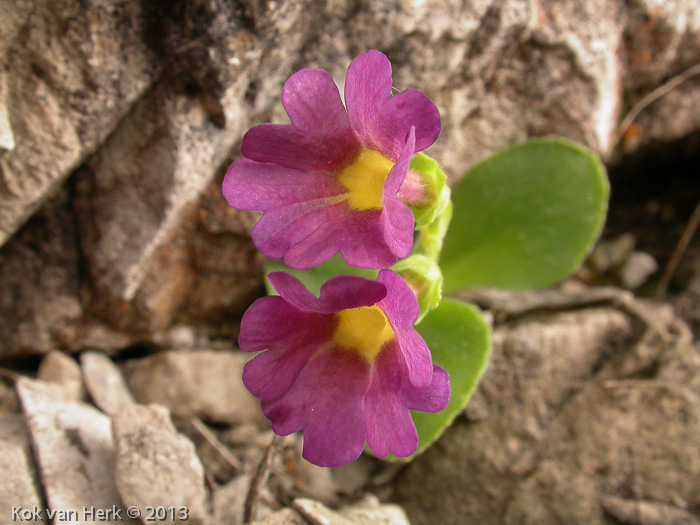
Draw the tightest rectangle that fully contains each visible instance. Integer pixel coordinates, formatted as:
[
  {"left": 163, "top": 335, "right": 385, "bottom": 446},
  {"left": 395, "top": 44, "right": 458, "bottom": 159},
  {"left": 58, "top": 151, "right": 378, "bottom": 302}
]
[
  {"left": 332, "top": 306, "right": 395, "bottom": 363},
  {"left": 337, "top": 149, "right": 394, "bottom": 211}
]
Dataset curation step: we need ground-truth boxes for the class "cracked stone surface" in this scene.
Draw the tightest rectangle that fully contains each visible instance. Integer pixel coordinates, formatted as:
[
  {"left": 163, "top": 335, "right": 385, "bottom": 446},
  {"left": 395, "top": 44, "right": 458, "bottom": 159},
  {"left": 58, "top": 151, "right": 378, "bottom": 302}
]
[
  {"left": 1, "top": 0, "right": 699, "bottom": 356},
  {"left": 391, "top": 299, "right": 700, "bottom": 524}
]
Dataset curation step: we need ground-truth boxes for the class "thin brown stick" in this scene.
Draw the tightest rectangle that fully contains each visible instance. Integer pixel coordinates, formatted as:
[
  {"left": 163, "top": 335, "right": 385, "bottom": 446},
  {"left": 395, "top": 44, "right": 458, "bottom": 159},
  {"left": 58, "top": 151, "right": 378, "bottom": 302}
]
[
  {"left": 657, "top": 203, "right": 700, "bottom": 297},
  {"left": 243, "top": 434, "right": 284, "bottom": 524},
  {"left": 190, "top": 417, "right": 243, "bottom": 471},
  {"left": 615, "top": 62, "right": 700, "bottom": 147}
]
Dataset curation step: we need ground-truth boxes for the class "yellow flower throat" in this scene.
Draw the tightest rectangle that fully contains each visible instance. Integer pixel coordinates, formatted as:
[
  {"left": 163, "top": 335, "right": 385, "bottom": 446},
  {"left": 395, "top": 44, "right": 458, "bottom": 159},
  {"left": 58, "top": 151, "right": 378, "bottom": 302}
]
[
  {"left": 332, "top": 306, "right": 395, "bottom": 363},
  {"left": 338, "top": 149, "right": 394, "bottom": 211}
]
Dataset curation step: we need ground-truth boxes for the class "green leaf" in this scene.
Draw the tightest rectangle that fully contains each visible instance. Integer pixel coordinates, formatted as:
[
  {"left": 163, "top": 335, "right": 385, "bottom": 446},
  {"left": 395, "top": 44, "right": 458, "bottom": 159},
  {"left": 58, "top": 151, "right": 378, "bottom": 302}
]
[
  {"left": 440, "top": 137, "right": 609, "bottom": 292},
  {"left": 392, "top": 298, "right": 492, "bottom": 460},
  {"left": 265, "top": 255, "right": 378, "bottom": 296}
]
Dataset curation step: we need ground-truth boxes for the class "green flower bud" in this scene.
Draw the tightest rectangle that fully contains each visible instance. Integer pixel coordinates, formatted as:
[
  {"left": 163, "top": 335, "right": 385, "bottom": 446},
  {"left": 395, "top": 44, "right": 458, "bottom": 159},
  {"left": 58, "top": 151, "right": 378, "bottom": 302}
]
[
  {"left": 400, "top": 153, "right": 450, "bottom": 229},
  {"left": 391, "top": 254, "right": 443, "bottom": 324}
]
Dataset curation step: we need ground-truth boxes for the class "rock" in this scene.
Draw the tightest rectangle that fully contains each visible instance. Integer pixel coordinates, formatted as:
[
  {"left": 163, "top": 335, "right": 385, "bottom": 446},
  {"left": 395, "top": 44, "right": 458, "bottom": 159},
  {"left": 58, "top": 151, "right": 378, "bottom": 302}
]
[
  {"left": 211, "top": 475, "right": 250, "bottom": 525},
  {"left": 293, "top": 498, "right": 353, "bottom": 525},
  {"left": 616, "top": 0, "right": 700, "bottom": 154},
  {"left": 0, "top": 0, "right": 157, "bottom": 246},
  {"left": 0, "top": 188, "right": 133, "bottom": 356},
  {"left": 503, "top": 383, "right": 700, "bottom": 524},
  {"left": 392, "top": 306, "right": 634, "bottom": 524},
  {"left": 0, "top": 379, "right": 19, "bottom": 414},
  {"left": 339, "top": 494, "right": 411, "bottom": 525},
  {"left": 80, "top": 351, "right": 135, "bottom": 417},
  {"left": 292, "top": 496, "right": 410, "bottom": 525},
  {"left": 37, "top": 351, "right": 85, "bottom": 401},
  {"left": 122, "top": 349, "right": 265, "bottom": 426},
  {"left": 601, "top": 495, "right": 700, "bottom": 525},
  {"left": 392, "top": 296, "right": 700, "bottom": 524},
  {"left": 15, "top": 378, "right": 134, "bottom": 524},
  {"left": 112, "top": 403, "right": 208, "bottom": 525},
  {"left": 1, "top": 0, "right": 700, "bottom": 355},
  {"left": 0, "top": 414, "right": 43, "bottom": 517},
  {"left": 620, "top": 251, "right": 658, "bottom": 289},
  {"left": 330, "top": 457, "right": 376, "bottom": 495},
  {"left": 250, "top": 508, "right": 307, "bottom": 525},
  {"left": 73, "top": 82, "right": 258, "bottom": 331}
]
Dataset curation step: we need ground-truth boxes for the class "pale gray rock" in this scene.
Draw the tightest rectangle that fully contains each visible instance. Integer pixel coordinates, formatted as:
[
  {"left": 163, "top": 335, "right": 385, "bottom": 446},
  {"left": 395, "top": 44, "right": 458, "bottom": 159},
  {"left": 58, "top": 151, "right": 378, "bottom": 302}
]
[
  {"left": 16, "top": 378, "right": 134, "bottom": 525},
  {"left": 0, "top": 71, "right": 14, "bottom": 152},
  {"left": 292, "top": 496, "right": 410, "bottom": 525},
  {"left": 0, "top": 0, "right": 157, "bottom": 246},
  {"left": 601, "top": 495, "right": 700, "bottom": 525},
  {"left": 122, "top": 349, "right": 265, "bottom": 426},
  {"left": 112, "top": 403, "right": 208, "bottom": 525},
  {"left": 0, "top": 415, "right": 43, "bottom": 518},
  {"left": 249, "top": 508, "right": 307, "bottom": 525},
  {"left": 0, "top": 188, "right": 134, "bottom": 356},
  {"left": 211, "top": 475, "right": 250, "bottom": 525},
  {"left": 37, "top": 351, "right": 85, "bottom": 402},
  {"left": 392, "top": 306, "right": 635, "bottom": 524},
  {"left": 80, "top": 351, "right": 135, "bottom": 417},
  {"left": 393, "top": 298, "right": 700, "bottom": 524},
  {"left": 339, "top": 495, "right": 411, "bottom": 525},
  {"left": 1, "top": 0, "right": 700, "bottom": 356},
  {"left": 503, "top": 382, "right": 700, "bottom": 524},
  {"left": 0, "top": 379, "right": 19, "bottom": 414},
  {"left": 620, "top": 250, "right": 658, "bottom": 289},
  {"left": 293, "top": 498, "right": 353, "bottom": 525},
  {"left": 330, "top": 457, "right": 376, "bottom": 495}
]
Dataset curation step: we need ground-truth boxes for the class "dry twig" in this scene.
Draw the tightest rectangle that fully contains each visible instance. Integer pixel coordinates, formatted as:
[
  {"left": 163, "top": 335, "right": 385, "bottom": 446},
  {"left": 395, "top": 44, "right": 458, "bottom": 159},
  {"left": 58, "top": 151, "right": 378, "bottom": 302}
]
[
  {"left": 243, "top": 434, "right": 284, "bottom": 524},
  {"left": 190, "top": 417, "right": 243, "bottom": 471},
  {"left": 615, "top": 62, "right": 700, "bottom": 147},
  {"left": 657, "top": 203, "right": 700, "bottom": 297}
]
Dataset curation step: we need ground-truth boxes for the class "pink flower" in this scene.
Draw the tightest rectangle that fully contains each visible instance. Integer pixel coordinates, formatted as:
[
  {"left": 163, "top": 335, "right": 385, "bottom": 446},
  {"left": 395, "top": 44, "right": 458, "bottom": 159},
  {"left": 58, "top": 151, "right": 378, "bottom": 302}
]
[
  {"left": 239, "top": 270, "right": 450, "bottom": 467},
  {"left": 223, "top": 50, "right": 441, "bottom": 270}
]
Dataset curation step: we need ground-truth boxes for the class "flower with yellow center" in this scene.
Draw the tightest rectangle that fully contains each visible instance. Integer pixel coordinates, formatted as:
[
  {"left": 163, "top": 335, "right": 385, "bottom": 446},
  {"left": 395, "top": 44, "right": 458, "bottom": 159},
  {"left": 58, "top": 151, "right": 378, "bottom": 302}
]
[
  {"left": 337, "top": 150, "right": 394, "bottom": 211},
  {"left": 238, "top": 270, "right": 450, "bottom": 468},
  {"left": 223, "top": 50, "right": 441, "bottom": 270},
  {"left": 333, "top": 305, "right": 395, "bottom": 362}
]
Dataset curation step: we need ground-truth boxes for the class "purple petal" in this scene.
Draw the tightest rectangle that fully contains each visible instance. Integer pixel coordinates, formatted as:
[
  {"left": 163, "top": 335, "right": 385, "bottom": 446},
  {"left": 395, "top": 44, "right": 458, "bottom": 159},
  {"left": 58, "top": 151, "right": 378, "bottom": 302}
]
[
  {"left": 364, "top": 344, "right": 419, "bottom": 458},
  {"left": 238, "top": 296, "right": 323, "bottom": 351},
  {"left": 318, "top": 275, "right": 387, "bottom": 312},
  {"left": 251, "top": 199, "right": 345, "bottom": 262},
  {"left": 376, "top": 269, "right": 420, "bottom": 327},
  {"left": 344, "top": 51, "right": 394, "bottom": 156},
  {"left": 261, "top": 347, "right": 371, "bottom": 467},
  {"left": 242, "top": 69, "right": 360, "bottom": 171},
  {"left": 223, "top": 158, "right": 344, "bottom": 211},
  {"left": 380, "top": 88, "right": 441, "bottom": 153},
  {"left": 284, "top": 209, "right": 399, "bottom": 270},
  {"left": 243, "top": 337, "right": 321, "bottom": 401},
  {"left": 380, "top": 128, "right": 416, "bottom": 258},
  {"left": 403, "top": 364, "right": 450, "bottom": 413},
  {"left": 345, "top": 51, "right": 440, "bottom": 159},
  {"left": 376, "top": 270, "right": 431, "bottom": 387},
  {"left": 395, "top": 325, "right": 433, "bottom": 388},
  {"left": 382, "top": 127, "right": 416, "bottom": 196},
  {"left": 267, "top": 272, "right": 323, "bottom": 312}
]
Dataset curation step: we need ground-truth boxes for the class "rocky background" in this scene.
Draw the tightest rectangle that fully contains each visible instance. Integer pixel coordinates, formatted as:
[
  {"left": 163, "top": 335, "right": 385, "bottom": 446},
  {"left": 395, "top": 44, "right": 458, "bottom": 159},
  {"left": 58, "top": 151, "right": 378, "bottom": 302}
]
[{"left": 1, "top": 0, "right": 700, "bottom": 524}]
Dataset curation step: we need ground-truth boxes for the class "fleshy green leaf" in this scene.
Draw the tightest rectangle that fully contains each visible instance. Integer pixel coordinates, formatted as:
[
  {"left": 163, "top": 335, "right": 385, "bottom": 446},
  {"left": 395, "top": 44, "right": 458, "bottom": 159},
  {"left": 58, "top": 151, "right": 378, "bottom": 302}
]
[
  {"left": 440, "top": 137, "right": 609, "bottom": 292},
  {"left": 391, "top": 298, "right": 492, "bottom": 461},
  {"left": 265, "top": 255, "right": 378, "bottom": 296}
]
